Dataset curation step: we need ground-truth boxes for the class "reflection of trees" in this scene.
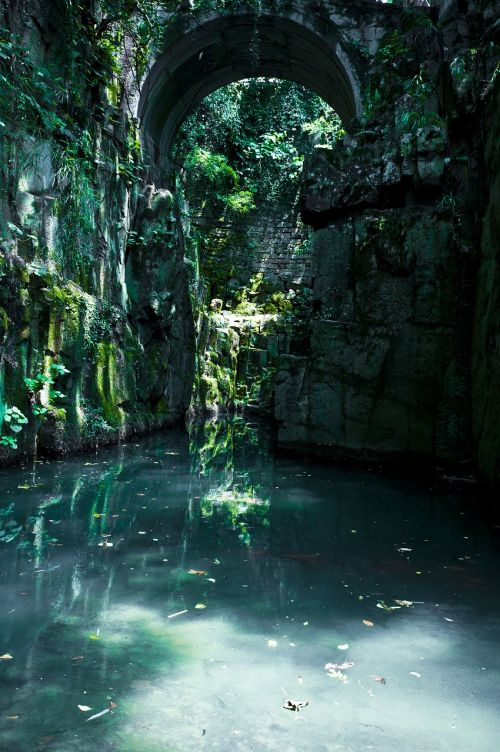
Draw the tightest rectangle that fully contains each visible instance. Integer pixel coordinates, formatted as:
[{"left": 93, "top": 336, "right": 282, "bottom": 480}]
[{"left": 187, "top": 415, "right": 273, "bottom": 547}]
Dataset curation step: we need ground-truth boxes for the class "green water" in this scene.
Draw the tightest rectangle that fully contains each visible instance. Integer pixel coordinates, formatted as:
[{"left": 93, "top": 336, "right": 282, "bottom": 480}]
[{"left": 0, "top": 417, "right": 499, "bottom": 752}]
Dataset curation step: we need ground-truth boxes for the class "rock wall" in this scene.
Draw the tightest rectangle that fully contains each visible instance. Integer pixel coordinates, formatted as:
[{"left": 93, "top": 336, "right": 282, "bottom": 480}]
[
  {"left": 0, "top": 2, "right": 194, "bottom": 462},
  {"left": 471, "top": 74, "right": 500, "bottom": 481},
  {"left": 275, "top": 0, "right": 500, "bottom": 479}
]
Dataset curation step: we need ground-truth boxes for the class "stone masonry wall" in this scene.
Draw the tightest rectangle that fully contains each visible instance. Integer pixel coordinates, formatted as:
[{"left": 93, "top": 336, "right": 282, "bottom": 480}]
[{"left": 199, "top": 213, "right": 311, "bottom": 292}]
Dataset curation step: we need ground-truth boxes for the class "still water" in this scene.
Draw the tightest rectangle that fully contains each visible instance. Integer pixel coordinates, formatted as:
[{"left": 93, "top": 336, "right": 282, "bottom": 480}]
[{"left": 0, "top": 417, "right": 499, "bottom": 752}]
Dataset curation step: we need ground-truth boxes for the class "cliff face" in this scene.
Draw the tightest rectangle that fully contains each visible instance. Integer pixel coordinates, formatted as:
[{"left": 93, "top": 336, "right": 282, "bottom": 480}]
[
  {"left": 472, "top": 74, "right": 500, "bottom": 481},
  {"left": 0, "top": 1, "right": 194, "bottom": 460},
  {"left": 275, "top": 0, "right": 500, "bottom": 478},
  {"left": 0, "top": 0, "right": 498, "bottom": 481}
]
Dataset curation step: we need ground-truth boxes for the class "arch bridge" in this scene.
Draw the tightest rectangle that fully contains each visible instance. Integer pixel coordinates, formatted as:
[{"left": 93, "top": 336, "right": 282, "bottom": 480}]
[{"left": 138, "top": 0, "right": 432, "bottom": 172}]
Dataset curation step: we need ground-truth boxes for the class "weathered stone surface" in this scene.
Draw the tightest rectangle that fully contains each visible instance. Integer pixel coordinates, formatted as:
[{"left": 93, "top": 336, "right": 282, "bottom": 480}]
[
  {"left": 276, "top": 206, "right": 473, "bottom": 464},
  {"left": 471, "top": 74, "right": 500, "bottom": 483}
]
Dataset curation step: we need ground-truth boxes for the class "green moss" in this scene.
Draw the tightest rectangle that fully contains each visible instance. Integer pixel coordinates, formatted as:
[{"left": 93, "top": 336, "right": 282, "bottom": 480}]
[
  {"left": 95, "top": 342, "right": 125, "bottom": 428},
  {"left": 0, "top": 306, "right": 9, "bottom": 339}
]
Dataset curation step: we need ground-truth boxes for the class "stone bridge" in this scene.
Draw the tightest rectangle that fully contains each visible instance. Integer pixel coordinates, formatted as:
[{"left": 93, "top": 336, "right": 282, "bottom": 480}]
[{"left": 138, "top": 0, "right": 432, "bottom": 171}]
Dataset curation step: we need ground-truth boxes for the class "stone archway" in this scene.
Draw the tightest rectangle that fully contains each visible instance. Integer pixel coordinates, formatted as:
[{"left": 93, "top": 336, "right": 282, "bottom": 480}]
[{"left": 137, "top": 0, "right": 413, "bottom": 172}]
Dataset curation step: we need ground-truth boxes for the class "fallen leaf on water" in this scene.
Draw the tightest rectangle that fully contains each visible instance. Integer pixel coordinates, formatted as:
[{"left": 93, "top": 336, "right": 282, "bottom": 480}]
[
  {"left": 188, "top": 569, "right": 207, "bottom": 575},
  {"left": 93, "top": 513, "right": 103, "bottom": 519},
  {"left": 394, "top": 600, "right": 413, "bottom": 607},
  {"left": 195, "top": 603, "right": 206, "bottom": 609},
  {"left": 337, "top": 643, "right": 349, "bottom": 650},
  {"left": 167, "top": 609, "right": 188, "bottom": 619},
  {"left": 325, "top": 661, "right": 354, "bottom": 671},
  {"left": 283, "top": 699, "right": 309, "bottom": 712},
  {"left": 377, "top": 601, "right": 400, "bottom": 612},
  {"left": 362, "top": 620, "right": 374, "bottom": 627},
  {"left": 0, "top": 653, "right": 13, "bottom": 660},
  {"left": 85, "top": 702, "right": 117, "bottom": 722},
  {"left": 326, "top": 668, "right": 346, "bottom": 681},
  {"left": 88, "top": 634, "right": 100, "bottom": 640},
  {"left": 409, "top": 672, "right": 421, "bottom": 678},
  {"left": 78, "top": 705, "right": 92, "bottom": 712},
  {"left": 369, "top": 675, "right": 386, "bottom": 685}
]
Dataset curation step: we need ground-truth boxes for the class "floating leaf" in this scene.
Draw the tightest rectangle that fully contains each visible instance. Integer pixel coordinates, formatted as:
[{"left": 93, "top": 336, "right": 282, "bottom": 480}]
[
  {"left": 369, "top": 675, "right": 386, "bottom": 685},
  {"left": 195, "top": 603, "right": 206, "bottom": 609},
  {"left": 85, "top": 703, "right": 117, "bottom": 722},
  {"left": 283, "top": 699, "right": 309, "bottom": 712},
  {"left": 326, "top": 668, "right": 346, "bottom": 681},
  {"left": 325, "top": 661, "right": 353, "bottom": 671},
  {"left": 188, "top": 569, "right": 207, "bottom": 575},
  {"left": 78, "top": 705, "right": 92, "bottom": 712},
  {"left": 377, "top": 601, "right": 400, "bottom": 612},
  {"left": 362, "top": 620, "right": 374, "bottom": 627},
  {"left": 167, "top": 609, "right": 188, "bottom": 619}
]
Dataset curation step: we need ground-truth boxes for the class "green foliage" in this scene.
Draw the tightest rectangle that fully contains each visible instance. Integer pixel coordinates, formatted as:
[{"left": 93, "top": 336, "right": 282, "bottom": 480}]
[
  {"left": 24, "top": 361, "right": 70, "bottom": 425},
  {"left": 222, "top": 190, "right": 255, "bottom": 214},
  {"left": 174, "top": 78, "right": 342, "bottom": 213},
  {"left": 0, "top": 435, "right": 18, "bottom": 449},
  {"left": 0, "top": 406, "right": 29, "bottom": 450},
  {"left": 362, "top": 12, "right": 437, "bottom": 127},
  {"left": 25, "top": 374, "right": 53, "bottom": 392},
  {"left": 302, "top": 116, "right": 346, "bottom": 146},
  {"left": 3, "top": 406, "right": 28, "bottom": 434}
]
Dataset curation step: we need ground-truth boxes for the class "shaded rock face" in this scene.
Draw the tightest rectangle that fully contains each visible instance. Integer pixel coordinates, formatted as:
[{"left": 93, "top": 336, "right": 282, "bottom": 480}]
[
  {"left": 471, "top": 76, "right": 500, "bottom": 482},
  {"left": 275, "top": 211, "right": 472, "bottom": 463},
  {"left": 0, "top": 3, "right": 195, "bottom": 461},
  {"left": 270, "top": 2, "right": 500, "bottom": 480}
]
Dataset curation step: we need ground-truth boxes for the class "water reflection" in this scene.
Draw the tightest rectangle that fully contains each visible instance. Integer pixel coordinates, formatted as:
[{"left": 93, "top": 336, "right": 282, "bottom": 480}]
[{"left": 0, "top": 418, "right": 499, "bottom": 752}]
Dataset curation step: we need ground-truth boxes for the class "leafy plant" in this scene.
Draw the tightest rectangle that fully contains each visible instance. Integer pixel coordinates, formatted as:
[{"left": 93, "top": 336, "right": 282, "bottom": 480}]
[{"left": 3, "top": 406, "right": 28, "bottom": 434}]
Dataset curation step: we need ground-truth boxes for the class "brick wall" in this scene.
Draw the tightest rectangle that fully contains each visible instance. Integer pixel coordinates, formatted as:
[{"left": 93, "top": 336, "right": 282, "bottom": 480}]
[{"left": 197, "top": 212, "right": 313, "bottom": 290}]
